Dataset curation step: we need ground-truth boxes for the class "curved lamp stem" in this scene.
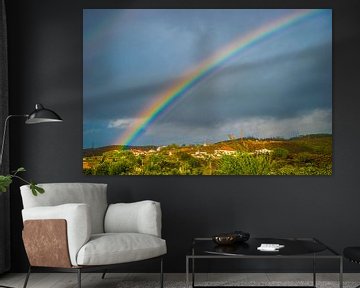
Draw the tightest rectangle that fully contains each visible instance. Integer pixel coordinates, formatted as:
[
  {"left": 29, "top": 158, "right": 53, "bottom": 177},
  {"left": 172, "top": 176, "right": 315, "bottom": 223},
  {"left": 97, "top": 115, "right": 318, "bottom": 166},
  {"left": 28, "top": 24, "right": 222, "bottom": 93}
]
[
  {"left": 0, "top": 114, "right": 28, "bottom": 169},
  {"left": 0, "top": 104, "right": 63, "bottom": 170}
]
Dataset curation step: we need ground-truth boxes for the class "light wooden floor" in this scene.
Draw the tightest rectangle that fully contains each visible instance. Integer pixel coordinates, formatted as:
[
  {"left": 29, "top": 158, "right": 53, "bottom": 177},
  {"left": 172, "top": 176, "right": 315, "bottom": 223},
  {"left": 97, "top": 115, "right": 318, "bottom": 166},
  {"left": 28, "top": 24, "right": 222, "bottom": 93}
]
[{"left": 0, "top": 273, "right": 359, "bottom": 288}]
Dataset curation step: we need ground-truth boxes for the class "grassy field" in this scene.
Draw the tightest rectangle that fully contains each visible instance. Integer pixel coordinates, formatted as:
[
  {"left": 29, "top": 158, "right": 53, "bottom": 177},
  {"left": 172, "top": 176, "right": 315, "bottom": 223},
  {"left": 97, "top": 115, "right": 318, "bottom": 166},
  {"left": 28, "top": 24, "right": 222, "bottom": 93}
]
[{"left": 83, "top": 134, "right": 332, "bottom": 176}]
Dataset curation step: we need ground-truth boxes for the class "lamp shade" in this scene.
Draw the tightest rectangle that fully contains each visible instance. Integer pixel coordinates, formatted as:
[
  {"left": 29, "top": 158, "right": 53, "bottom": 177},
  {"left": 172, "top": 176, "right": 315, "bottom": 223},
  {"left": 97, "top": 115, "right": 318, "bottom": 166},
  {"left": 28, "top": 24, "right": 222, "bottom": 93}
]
[{"left": 25, "top": 104, "right": 63, "bottom": 124}]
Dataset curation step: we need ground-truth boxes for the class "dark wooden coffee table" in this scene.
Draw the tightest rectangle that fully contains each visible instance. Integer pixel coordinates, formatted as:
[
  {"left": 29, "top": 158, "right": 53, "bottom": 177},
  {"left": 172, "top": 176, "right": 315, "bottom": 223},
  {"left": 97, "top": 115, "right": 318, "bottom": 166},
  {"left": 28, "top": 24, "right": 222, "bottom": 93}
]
[{"left": 186, "top": 237, "right": 343, "bottom": 288}]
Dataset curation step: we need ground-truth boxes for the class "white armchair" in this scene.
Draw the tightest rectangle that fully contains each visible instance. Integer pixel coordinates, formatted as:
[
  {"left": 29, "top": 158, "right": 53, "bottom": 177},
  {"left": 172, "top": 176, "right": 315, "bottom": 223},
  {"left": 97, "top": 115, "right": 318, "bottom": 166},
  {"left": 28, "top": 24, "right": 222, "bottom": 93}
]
[{"left": 20, "top": 183, "right": 166, "bottom": 288}]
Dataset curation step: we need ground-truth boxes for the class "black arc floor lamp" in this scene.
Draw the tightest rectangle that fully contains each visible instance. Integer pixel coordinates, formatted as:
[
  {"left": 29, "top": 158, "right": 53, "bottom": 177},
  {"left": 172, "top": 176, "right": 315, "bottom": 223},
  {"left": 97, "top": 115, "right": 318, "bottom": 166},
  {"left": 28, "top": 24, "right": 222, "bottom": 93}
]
[
  {"left": 0, "top": 103, "right": 62, "bottom": 288},
  {"left": 0, "top": 103, "right": 63, "bottom": 167}
]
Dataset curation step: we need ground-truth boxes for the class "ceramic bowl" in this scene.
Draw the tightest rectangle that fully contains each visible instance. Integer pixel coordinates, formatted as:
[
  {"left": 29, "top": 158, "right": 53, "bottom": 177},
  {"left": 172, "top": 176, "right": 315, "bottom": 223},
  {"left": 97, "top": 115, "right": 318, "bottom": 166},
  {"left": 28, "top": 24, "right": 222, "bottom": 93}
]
[{"left": 212, "top": 233, "right": 238, "bottom": 245}]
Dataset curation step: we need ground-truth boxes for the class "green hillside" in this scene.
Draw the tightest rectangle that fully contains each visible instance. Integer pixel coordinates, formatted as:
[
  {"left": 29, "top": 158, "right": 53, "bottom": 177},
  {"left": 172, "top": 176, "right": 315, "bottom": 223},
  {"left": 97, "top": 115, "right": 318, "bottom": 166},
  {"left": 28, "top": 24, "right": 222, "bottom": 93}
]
[{"left": 83, "top": 134, "right": 332, "bottom": 176}]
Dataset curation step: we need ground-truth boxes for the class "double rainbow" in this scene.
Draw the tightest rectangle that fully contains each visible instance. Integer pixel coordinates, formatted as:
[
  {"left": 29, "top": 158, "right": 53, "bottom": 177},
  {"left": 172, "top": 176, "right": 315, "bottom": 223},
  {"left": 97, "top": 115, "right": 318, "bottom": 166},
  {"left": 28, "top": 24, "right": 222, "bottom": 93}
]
[{"left": 117, "top": 9, "right": 324, "bottom": 146}]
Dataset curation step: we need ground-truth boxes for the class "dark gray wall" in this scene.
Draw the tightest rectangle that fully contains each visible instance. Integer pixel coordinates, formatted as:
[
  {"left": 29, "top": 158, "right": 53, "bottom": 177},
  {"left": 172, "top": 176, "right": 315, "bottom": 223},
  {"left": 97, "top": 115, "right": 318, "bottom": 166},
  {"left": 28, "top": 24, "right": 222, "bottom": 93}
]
[{"left": 5, "top": 0, "right": 360, "bottom": 273}]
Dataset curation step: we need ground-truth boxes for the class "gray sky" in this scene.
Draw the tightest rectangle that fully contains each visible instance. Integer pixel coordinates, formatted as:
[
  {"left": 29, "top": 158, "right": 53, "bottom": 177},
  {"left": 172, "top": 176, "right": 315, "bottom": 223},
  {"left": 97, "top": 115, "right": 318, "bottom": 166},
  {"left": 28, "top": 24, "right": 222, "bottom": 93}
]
[{"left": 83, "top": 9, "right": 332, "bottom": 148}]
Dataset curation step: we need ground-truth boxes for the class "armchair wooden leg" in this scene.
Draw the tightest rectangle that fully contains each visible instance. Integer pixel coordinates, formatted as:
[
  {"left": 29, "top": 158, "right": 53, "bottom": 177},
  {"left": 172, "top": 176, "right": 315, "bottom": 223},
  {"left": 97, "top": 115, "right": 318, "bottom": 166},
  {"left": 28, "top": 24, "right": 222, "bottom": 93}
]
[
  {"left": 160, "top": 257, "right": 164, "bottom": 288},
  {"left": 101, "top": 270, "right": 107, "bottom": 279},
  {"left": 23, "top": 266, "right": 31, "bottom": 288},
  {"left": 77, "top": 268, "right": 81, "bottom": 288}
]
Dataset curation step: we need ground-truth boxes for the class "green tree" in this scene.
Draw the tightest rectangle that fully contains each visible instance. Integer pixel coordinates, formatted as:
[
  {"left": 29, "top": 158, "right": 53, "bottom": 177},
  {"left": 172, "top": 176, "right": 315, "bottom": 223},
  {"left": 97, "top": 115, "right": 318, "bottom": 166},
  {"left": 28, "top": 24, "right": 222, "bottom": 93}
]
[
  {"left": 109, "top": 159, "right": 135, "bottom": 175},
  {"left": 143, "top": 154, "right": 170, "bottom": 175},
  {"left": 272, "top": 148, "right": 289, "bottom": 159},
  {"left": 83, "top": 168, "right": 93, "bottom": 175},
  {"left": 216, "top": 152, "right": 272, "bottom": 175},
  {"left": 94, "top": 162, "right": 110, "bottom": 175},
  {"left": 275, "top": 164, "right": 332, "bottom": 175},
  {"left": 295, "top": 152, "right": 316, "bottom": 164}
]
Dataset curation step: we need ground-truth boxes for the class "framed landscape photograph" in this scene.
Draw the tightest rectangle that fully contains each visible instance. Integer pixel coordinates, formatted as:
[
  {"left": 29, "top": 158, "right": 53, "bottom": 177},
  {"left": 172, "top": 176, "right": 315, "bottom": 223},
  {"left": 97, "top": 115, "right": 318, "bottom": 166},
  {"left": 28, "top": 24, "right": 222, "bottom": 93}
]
[{"left": 83, "top": 9, "right": 332, "bottom": 176}]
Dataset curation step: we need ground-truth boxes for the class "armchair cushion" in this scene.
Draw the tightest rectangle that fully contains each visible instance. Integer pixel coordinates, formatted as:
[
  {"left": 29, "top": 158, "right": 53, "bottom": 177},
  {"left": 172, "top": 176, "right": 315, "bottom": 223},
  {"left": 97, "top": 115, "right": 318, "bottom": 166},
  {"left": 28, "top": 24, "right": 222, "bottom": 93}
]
[
  {"left": 22, "top": 203, "right": 91, "bottom": 266},
  {"left": 104, "top": 200, "right": 162, "bottom": 237},
  {"left": 20, "top": 183, "right": 108, "bottom": 234},
  {"left": 76, "top": 233, "right": 167, "bottom": 266}
]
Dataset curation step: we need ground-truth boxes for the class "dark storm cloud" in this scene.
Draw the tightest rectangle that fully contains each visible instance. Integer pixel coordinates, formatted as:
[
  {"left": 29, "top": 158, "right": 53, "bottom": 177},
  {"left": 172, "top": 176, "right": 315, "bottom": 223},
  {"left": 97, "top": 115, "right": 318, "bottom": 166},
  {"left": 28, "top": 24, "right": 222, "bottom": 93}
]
[
  {"left": 83, "top": 81, "right": 169, "bottom": 120},
  {"left": 84, "top": 43, "right": 331, "bottom": 124},
  {"left": 154, "top": 43, "right": 332, "bottom": 128}
]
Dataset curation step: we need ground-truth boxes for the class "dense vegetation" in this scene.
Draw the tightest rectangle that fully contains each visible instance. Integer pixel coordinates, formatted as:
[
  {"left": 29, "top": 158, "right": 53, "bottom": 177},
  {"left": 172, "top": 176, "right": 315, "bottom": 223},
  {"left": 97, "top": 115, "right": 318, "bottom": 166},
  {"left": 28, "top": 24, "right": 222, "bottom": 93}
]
[{"left": 83, "top": 134, "right": 332, "bottom": 176}]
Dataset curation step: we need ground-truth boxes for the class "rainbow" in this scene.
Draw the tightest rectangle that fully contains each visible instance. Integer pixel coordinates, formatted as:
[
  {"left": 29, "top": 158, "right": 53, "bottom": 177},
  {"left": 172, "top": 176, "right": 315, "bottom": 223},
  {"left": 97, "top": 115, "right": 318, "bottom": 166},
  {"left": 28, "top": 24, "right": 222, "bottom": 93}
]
[{"left": 117, "top": 9, "right": 324, "bottom": 146}]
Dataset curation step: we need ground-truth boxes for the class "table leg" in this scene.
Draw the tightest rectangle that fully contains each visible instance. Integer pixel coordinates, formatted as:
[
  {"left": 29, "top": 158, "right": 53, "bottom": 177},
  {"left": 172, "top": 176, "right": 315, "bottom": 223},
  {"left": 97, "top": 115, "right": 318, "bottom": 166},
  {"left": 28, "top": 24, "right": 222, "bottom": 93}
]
[
  {"left": 192, "top": 246, "right": 195, "bottom": 288},
  {"left": 313, "top": 254, "right": 316, "bottom": 287},
  {"left": 186, "top": 257, "right": 189, "bottom": 288},
  {"left": 192, "top": 257, "right": 195, "bottom": 288},
  {"left": 339, "top": 256, "right": 343, "bottom": 288}
]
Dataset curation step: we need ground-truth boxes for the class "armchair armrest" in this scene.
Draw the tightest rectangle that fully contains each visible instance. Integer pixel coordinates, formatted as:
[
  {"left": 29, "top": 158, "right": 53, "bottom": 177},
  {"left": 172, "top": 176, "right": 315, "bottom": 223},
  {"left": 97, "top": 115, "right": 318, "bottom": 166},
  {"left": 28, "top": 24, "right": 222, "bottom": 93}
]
[
  {"left": 104, "top": 200, "right": 162, "bottom": 237},
  {"left": 22, "top": 203, "right": 91, "bottom": 266},
  {"left": 23, "top": 219, "right": 71, "bottom": 268}
]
